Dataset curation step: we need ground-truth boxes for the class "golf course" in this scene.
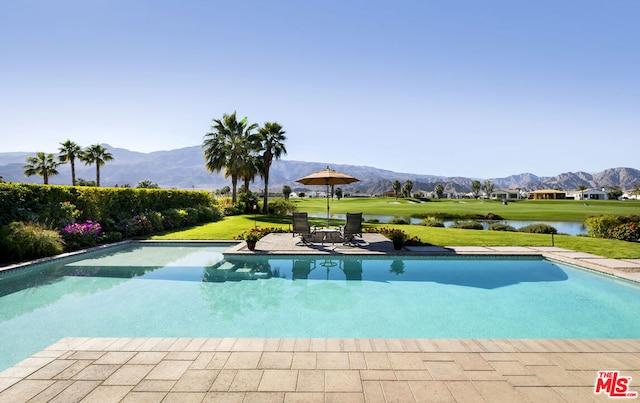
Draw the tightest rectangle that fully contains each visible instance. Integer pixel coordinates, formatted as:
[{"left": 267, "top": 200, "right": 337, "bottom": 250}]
[{"left": 154, "top": 197, "right": 640, "bottom": 259}]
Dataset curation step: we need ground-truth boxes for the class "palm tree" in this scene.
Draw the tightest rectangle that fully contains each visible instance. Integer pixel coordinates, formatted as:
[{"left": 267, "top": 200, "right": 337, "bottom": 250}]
[
  {"left": 202, "top": 112, "right": 258, "bottom": 203},
  {"left": 392, "top": 180, "right": 401, "bottom": 199},
  {"left": 23, "top": 152, "right": 60, "bottom": 184},
  {"left": 80, "top": 144, "right": 114, "bottom": 187},
  {"left": 254, "top": 122, "right": 287, "bottom": 213},
  {"left": 482, "top": 180, "right": 494, "bottom": 198},
  {"left": 282, "top": 185, "right": 292, "bottom": 200},
  {"left": 58, "top": 140, "right": 82, "bottom": 186},
  {"left": 577, "top": 185, "right": 588, "bottom": 200},
  {"left": 434, "top": 183, "right": 444, "bottom": 199},
  {"left": 471, "top": 180, "right": 481, "bottom": 199},
  {"left": 240, "top": 154, "right": 259, "bottom": 196},
  {"left": 402, "top": 180, "right": 414, "bottom": 197}
]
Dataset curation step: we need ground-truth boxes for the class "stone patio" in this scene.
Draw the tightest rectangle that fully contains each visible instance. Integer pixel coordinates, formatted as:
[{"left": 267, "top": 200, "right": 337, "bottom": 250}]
[
  {"left": 1, "top": 234, "right": 640, "bottom": 402},
  {"left": 1, "top": 337, "right": 639, "bottom": 402}
]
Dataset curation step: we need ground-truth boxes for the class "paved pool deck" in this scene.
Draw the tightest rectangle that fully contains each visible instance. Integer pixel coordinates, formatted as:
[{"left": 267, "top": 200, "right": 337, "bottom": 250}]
[{"left": 1, "top": 234, "right": 639, "bottom": 402}]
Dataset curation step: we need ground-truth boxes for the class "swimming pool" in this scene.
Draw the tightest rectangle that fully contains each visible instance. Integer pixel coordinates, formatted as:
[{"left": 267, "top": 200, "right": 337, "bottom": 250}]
[{"left": 1, "top": 242, "right": 639, "bottom": 371}]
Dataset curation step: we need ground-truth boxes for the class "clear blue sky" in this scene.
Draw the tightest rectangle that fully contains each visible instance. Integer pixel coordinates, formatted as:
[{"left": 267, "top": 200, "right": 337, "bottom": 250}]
[{"left": 1, "top": 0, "right": 638, "bottom": 178}]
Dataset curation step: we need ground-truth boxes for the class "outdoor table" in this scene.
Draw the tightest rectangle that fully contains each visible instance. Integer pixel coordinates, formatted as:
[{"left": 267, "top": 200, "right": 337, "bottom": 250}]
[{"left": 315, "top": 227, "right": 342, "bottom": 245}]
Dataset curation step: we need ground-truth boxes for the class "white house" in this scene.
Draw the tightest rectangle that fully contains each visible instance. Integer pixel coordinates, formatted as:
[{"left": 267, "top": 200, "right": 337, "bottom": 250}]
[
  {"left": 575, "top": 188, "right": 608, "bottom": 200},
  {"left": 490, "top": 189, "right": 524, "bottom": 200}
]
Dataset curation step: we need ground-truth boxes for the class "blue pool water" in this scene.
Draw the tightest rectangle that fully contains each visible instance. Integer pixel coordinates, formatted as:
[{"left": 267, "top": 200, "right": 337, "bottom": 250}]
[{"left": 1, "top": 242, "right": 639, "bottom": 371}]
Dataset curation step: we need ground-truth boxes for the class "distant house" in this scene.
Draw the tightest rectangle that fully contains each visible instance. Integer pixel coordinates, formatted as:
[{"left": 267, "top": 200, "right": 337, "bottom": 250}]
[
  {"left": 490, "top": 189, "right": 523, "bottom": 200},
  {"left": 581, "top": 188, "right": 608, "bottom": 200},
  {"left": 567, "top": 188, "right": 608, "bottom": 200},
  {"left": 527, "top": 189, "right": 566, "bottom": 200}
]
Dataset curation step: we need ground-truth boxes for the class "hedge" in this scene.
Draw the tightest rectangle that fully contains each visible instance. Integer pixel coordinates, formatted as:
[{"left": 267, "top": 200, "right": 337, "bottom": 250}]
[{"left": 0, "top": 183, "right": 217, "bottom": 227}]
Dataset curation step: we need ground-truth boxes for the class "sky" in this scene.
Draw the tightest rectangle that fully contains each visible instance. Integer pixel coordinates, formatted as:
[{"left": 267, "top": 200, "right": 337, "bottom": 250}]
[{"left": 1, "top": 0, "right": 638, "bottom": 178}]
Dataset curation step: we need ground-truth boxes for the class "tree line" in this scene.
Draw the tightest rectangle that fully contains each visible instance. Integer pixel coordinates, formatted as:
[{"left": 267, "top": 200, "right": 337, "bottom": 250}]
[
  {"left": 23, "top": 141, "right": 114, "bottom": 187},
  {"left": 391, "top": 179, "right": 495, "bottom": 199}
]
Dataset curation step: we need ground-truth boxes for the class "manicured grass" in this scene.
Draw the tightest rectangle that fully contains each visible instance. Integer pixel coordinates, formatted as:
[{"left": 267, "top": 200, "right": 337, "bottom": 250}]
[{"left": 291, "top": 197, "right": 640, "bottom": 222}]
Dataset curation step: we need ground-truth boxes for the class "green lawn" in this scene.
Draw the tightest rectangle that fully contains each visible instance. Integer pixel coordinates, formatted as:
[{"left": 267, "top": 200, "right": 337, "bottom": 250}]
[
  {"left": 291, "top": 197, "right": 640, "bottom": 221},
  {"left": 153, "top": 197, "right": 640, "bottom": 259}
]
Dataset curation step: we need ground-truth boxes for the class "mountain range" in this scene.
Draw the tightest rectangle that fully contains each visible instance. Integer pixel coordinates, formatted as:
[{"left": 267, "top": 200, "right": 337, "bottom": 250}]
[{"left": 1, "top": 145, "right": 639, "bottom": 194}]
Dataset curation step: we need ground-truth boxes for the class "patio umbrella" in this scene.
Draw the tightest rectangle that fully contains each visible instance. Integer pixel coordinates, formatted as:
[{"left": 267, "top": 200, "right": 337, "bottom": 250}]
[{"left": 295, "top": 166, "right": 359, "bottom": 227}]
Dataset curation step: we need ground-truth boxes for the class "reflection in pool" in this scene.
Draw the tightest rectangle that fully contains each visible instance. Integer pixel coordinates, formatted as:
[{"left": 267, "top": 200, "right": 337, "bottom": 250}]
[{"left": 1, "top": 242, "right": 639, "bottom": 371}]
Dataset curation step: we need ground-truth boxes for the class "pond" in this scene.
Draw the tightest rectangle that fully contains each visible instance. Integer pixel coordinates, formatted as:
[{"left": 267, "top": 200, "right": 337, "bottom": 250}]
[{"left": 309, "top": 214, "right": 588, "bottom": 235}]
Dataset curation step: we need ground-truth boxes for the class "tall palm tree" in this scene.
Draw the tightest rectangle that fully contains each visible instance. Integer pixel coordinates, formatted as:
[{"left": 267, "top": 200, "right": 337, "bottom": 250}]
[
  {"left": 80, "top": 144, "right": 114, "bottom": 187},
  {"left": 23, "top": 152, "right": 60, "bottom": 184},
  {"left": 202, "top": 112, "right": 258, "bottom": 203},
  {"left": 254, "top": 122, "right": 287, "bottom": 213},
  {"left": 58, "top": 140, "right": 82, "bottom": 186},
  {"left": 392, "top": 180, "right": 401, "bottom": 199},
  {"left": 240, "top": 155, "right": 259, "bottom": 196}
]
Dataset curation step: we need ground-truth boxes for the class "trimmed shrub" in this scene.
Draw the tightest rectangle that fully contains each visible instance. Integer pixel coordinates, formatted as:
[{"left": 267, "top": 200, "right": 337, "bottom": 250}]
[
  {"left": 412, "top": 212, "right": 502, "bottom": 221},
  {"left": 517, "top": 223, "right": 557, "bottom": 234},
  {"left": 163, "top": 208, "right": 189, "bottom": 228},
  {"left": 389, "top": 217, "right": 411, "bottom": 225},
  {"left": 366, "top": 227, "right": 425, "bottom": 246},
  {"left": 102, "top": 231, "right": 123, "bottom": 244},
  {"left": 125, "top": 214, "right": 154, "bottom": 236},
  {"left": 184, "top": 207, "right": 199, "bottom": 226},
  {"left": 197, "top": 205, "right": 223, "bottom": 222},
  {"left": 0, "top": 183, "right": 217, "bottom": 227},
  {"left": 267, "top": 199, "right": 296, "bottom": 215},
  {"left": 144, "top": 211, "right": 165, "bottom": 232},
  {"left": 0, "top": 222, "right": 64, "bottom": 262},
  {"left": 584, "top": 215, "right": 640, "bottom": 242},
  {"left": 450, "top": 220, "right": 484, "bottom": 230},
  {"left": 421, "top": 217, "right": 445, "bottom": 227},
  {"left": 488, "top": 223, "right": 516, "bottom": 232},
  {"left": 609, "top": 222, "right": 640, "bottom": 242},
  {"left": 585, "top": 215, "right": 623, "bottom": 238}
]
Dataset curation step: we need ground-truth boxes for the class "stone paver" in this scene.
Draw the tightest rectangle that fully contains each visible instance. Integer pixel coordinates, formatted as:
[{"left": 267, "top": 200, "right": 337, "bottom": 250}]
[{"left": 3, "top": 337, "right": 639, "bottom": 402}]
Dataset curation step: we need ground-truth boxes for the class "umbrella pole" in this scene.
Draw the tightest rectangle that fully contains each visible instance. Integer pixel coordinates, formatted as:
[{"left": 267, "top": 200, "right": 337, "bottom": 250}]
[{"left": 326, "top": 183, "right": 330, "bottom": 227}]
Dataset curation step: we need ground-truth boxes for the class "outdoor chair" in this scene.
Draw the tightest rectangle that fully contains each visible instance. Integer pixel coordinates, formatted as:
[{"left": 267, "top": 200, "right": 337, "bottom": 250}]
[
  {"left": 341, "top": 212, "right": 363, "bottom": 245},
  {"left": 292, "top": 212, "right": 315, "bottom": 245},
  {"left": 292, "top": 259, "right": 316, "bottom": 280}
]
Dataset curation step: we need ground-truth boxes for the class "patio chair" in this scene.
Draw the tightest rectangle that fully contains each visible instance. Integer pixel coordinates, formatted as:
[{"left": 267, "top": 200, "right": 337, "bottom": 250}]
[
  {"left": 341, "top": 212, "right": 363, "bottom": 245},
  {"left": 292, "top": 258, "right": 316, "bottom": 280},
  {"left": 292, "top": 212, "right": 315, "bottom": 245}
]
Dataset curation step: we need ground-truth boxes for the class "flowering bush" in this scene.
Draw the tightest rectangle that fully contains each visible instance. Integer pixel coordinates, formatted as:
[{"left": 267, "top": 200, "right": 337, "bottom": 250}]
[
  {"left": 234, "top": 227, "right": 289, "bottom": 241},
  {"left": 610, "top": 222, "right": 640, "bottom": 242},
  {"left": 60, "top": 220, "right": 102, "bottom": 250},
  {"left": 585, "top": 215, "right": 640, "bottom": 242},
  {"left": 367, "top": 227, "right": 424, "bottom": 246},
  {"left": 125, "top": 214, "right": 154, "bottom": 236}
]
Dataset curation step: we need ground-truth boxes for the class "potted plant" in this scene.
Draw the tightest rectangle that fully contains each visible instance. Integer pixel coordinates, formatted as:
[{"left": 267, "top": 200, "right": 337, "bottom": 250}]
[
  {"left": 390, "top": 229, "right": 406, "bottom": 250},
  {"left": 245, "top": 231, "right": 260, "bottom": 251}
]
